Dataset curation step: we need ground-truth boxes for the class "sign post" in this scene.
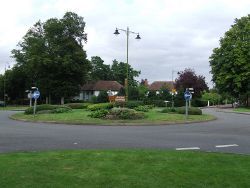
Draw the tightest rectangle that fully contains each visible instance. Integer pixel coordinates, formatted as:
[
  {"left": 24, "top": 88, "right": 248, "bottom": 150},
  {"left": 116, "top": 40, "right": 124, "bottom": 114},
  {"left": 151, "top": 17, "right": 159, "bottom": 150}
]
[
  {"left": 32, "top": 90, "right": 40, "bottom": 116},
  {"left": 184, "top": 89, "right": 192, "bottom": 121}
]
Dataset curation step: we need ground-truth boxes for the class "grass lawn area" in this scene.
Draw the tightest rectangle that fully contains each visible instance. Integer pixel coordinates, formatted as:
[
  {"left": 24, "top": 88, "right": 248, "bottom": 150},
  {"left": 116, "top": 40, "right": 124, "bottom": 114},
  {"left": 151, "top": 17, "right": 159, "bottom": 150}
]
[
  {"left": 11, "top": 109, "right": 215, "bottom": 125},
  {"left": 233, "top": 107, "right": 250, "bottom": 112},
  {"left": 0, "top": 150, "right": 249, "bottom": 188}
]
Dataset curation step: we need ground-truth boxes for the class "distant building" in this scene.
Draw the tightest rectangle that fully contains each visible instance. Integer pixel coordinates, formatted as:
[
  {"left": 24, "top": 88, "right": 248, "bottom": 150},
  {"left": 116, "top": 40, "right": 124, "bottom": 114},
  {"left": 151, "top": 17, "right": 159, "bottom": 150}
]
[
  {"left": 76, "top": 80, "right": 123, "bottom": 101},
  {"left": 149, "top": 81, "right": 174, "bottom": 94}
]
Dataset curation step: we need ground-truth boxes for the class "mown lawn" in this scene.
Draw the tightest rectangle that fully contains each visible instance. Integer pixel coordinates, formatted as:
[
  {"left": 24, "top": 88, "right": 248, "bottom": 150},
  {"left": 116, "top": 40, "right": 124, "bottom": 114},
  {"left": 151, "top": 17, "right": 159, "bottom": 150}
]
[
  {"left": 0, "top": 150, "right": 249, "bottom": 188},
  {"left": 233, "top": 107, "right": 250, "bottom": 112},
  {"left": 11, "top": 109, "right": 215, "bottom": 125}
]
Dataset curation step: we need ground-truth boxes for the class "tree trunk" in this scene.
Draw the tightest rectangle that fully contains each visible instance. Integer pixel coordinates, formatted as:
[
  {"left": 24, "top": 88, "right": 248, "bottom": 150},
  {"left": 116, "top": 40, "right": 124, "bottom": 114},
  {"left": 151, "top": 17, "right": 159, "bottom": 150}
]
[
  {"left": 61, "top": 97, "right": 64, "bottom": 105},
  {"left": 46, "top": 96, "right": 49, "bottom": 104}
]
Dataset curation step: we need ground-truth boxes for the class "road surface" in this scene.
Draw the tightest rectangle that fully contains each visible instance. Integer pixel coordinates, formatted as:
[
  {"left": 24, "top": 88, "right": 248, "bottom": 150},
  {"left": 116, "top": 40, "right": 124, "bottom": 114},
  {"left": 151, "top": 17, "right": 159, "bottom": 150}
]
[{"left": 0, "top": 108, "right": 249, "bottom": 154}]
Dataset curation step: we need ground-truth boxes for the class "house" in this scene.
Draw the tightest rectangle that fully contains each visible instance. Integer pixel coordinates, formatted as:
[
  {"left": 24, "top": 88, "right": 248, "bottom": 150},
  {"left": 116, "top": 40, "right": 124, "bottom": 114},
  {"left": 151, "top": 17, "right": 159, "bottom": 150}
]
[
  {"left": 77, "top": 80, "right": 123, "bottom": 101},
  {"left": 148, "top": 81, "right": 174, "bottom": 94}
]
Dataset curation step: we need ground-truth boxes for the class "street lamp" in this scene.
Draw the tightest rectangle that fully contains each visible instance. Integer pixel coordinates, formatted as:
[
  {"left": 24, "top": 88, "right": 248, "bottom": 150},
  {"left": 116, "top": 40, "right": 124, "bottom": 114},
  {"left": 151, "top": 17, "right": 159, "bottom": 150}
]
[{"left": 114, "top": 27, "right": 141, "bottom": 101}]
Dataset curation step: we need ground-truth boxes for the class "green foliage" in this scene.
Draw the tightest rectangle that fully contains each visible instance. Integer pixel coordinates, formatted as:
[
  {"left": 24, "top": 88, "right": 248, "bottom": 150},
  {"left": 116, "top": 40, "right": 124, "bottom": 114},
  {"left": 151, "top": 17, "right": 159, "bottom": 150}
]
[
  {"left": 202, "top": 91, "right": 222, "bottom": 106},
  {"left": 97, "top": 91, "right": 109, "bottom": 103},
  {"left": 111, "top": 59, "right": 140, "bottom": 87},
  {"left": 107, "top": 108, "right": 145, "bottom": 120},
  {"left": 89, "top": 109, "right": 109, "bottom": 118},
  {"left": 89, "top": 56, "right": 112, "bottom": 81},
  {"left": 25, "top": 104, "right": 72, "bottom": 114},
  {"left": 126, "top": 100, "right": 144, "bottom": 108},
  {"left": 11, "top": 12, "right": 90, "bottom": 103},
  {"left": 65, "top": 103, "right": 90, "bottom": 109},
  {"left": 115, "top": 101, "right": 143, "bottom": 109},
  {"left": 191, "top": 99, "right": 207, "bottom": 107},
  {"left": 144, "top": 99, "right": 166, "bottom": 107},
  {"left": 134, "top": 105, "right": 150, "bottom": 112},
  {"left": 176, "top": 107, "right": 202, "bottom": 115},
  {"left": 90, "top": 96, "right": 98, "bottom": 103},
  {"left": 87, "top": 103, "right": 113, "bottom": 111},
  {"left": 51, "top": 107, "right": 72, "bottom": 113},
  {"left": 210, "top": 15, "right": 250, "bottom": 98},
  {"left": 161, "top": 108, "right": 176, "bottom": 113}
]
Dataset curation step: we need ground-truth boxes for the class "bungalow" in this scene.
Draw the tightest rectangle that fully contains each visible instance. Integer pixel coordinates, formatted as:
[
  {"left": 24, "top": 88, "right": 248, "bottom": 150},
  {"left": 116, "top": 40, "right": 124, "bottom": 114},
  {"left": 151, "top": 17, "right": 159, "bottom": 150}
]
[
  {"left": 149, "top": 81, "right": 174, "bottom": 94},
  {"left": 76, "top": 80, "right": 123, "bottom": 101}
]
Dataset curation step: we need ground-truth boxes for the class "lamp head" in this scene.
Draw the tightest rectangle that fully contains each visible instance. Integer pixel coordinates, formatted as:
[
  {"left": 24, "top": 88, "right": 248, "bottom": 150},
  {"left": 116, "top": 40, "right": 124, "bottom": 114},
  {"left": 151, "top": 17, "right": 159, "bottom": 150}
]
[
  {"left": 114, "top": 28, "right": 120, "bottom": 35},
  {"left": 135, "top": 33, "right": 141, "bottom": 40}
]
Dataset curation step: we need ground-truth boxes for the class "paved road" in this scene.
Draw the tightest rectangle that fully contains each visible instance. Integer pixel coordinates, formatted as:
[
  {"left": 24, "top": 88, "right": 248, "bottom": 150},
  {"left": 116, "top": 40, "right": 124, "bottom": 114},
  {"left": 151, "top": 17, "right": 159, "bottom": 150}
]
[{"left": 0, "top": 108, "right": 249, "bottom": 154}]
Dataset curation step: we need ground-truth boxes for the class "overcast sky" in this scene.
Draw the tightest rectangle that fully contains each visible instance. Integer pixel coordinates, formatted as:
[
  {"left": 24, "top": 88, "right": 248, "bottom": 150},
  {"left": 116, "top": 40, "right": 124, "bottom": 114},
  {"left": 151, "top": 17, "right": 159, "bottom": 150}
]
[{"left": 1, "top": 0, "right": 250, "bottom": 87}]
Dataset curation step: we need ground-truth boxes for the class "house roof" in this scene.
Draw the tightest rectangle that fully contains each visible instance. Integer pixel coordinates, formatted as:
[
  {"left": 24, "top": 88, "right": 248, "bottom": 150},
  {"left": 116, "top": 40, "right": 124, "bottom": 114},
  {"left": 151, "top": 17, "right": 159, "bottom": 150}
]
[
  {"left": 81, "top": 80, "right": 123, "bottom": 91},
  {"left": 149, "top": 81, "right": 174, "bottom": 91}
]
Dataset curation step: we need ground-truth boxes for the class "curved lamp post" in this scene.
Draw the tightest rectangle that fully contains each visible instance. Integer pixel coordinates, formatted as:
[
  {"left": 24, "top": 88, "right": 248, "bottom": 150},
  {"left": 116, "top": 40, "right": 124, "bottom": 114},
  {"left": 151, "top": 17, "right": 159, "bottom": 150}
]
[{"left": 114, "top": 27, "right": 141, "bottom": 101}]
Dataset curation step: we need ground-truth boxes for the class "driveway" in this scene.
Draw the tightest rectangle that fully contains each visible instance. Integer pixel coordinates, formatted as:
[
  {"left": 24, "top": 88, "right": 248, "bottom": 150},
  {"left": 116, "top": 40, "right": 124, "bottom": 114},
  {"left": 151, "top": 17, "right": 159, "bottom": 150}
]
[{"left": 0, "top": 108, "right": 250, "bottom": 154}]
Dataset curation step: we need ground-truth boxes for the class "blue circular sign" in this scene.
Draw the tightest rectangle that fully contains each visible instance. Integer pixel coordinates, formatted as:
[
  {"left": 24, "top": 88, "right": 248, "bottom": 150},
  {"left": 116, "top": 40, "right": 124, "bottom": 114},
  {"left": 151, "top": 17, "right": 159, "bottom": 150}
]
[
  {"left": 33, "top": 90, "right": 40, "bottom": 99},
  {"left": 184, "top": 91, "right": 192, "bottom": 101}
]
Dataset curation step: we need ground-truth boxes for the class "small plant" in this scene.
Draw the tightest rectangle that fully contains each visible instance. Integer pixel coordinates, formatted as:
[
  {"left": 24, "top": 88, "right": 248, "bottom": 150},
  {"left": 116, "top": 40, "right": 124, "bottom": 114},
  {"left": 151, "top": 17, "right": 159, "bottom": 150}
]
[
  {"left": 25, "top": 104, "right": 60, "bottom": 114},
  {"left": 176, "top": 107, "right": 202, "bottom": 115},
  {"left": 66, "top": 103, "right": 91, "bottom": 109},
  {"left": 89, "top": 109, "right": 109, "bottom": 118},
  {"left": 161, "top": 108, "right": 176, "bottom": 113},
  {"left": 87, "top": 103, "right": 113, "bottom": 111},
  {"left": 51, "top": 107, "right": 72, "bottom": 113},
  {"left": 107, "top": 108, "right": 145, "bottom": 120},
  {"left": 134, "top": 105, "right": 150, "bottom": 112}
]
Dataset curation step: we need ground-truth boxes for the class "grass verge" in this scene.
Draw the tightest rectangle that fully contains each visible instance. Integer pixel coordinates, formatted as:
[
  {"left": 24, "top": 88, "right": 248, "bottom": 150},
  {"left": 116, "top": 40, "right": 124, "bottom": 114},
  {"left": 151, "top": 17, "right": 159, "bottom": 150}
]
[
  {"left": 0, "top": 150, "right": 249, "bottom": 188},
  {"left": 233, "top": 107, "right": 250, "bottom": 113},
  {"left": 11, "top": 109, "right": 215, "bottom": 125}
]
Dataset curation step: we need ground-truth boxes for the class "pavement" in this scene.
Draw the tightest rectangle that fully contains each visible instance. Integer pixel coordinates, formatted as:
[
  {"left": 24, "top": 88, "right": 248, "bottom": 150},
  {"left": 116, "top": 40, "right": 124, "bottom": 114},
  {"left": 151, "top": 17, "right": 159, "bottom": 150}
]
[{"left": 0, "top": 108, "right": 250, "bottom": 154}]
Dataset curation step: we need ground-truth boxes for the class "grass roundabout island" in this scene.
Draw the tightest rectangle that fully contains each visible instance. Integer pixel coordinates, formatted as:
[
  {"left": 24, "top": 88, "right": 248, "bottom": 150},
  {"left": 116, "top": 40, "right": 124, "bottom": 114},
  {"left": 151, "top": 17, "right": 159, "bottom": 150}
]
[{"left": 11, "top": 103, "right": 216, "bottom": 125}]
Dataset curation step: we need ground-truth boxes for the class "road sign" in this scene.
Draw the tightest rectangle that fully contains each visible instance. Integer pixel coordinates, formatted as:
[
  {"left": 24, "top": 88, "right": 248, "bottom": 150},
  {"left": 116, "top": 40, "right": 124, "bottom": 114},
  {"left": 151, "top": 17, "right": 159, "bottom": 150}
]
[
  {"left": 33, "top": 90, "right": 40, "bottom": 99},
  {"left": 184, "top": 91, "right": 192, "bottom": 101}
]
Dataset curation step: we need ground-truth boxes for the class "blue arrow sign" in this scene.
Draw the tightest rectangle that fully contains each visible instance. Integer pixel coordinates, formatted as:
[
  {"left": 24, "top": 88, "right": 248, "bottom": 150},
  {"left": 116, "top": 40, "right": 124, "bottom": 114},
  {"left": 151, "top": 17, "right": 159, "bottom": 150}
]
[
  {"left": 33, "top": 90, "right": 40, "bottom": 99},
  {"left": 184, "top": 91, "right": 192, "bottom": 101}
]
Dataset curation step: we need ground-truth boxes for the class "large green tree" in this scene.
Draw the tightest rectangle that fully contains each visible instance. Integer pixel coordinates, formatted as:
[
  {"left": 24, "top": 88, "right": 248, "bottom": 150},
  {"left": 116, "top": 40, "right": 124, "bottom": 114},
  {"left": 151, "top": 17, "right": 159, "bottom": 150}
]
[
  {"left": 12, "top": 12, "right": 90, "bottom": 104},
  {"left": 89, "top": 56, "right": 112, "bottom": 81},
  {"left": 210, "top": 15, "right": 250, "bottom": 104},
  {"left": 111, "top": 59, "right": 140, "bottom": 87}
]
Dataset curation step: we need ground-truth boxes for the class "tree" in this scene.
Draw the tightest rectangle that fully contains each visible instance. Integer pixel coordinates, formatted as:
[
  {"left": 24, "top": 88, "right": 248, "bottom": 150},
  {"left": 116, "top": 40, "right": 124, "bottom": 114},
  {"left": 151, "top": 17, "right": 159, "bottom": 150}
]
[
  {"left": 202, "top": 91, "right": 222, "bottom": 106},
  {"left": 111, "top": 59, "right": 140, "bottom": 87},
  {"left": 210, "top": 15, "right": 250, "bottom": 105},
  {"left": 89, "top": 56, "right": 112, "bottom": 81},
  {"left": 12, "top": 12, "right": 90, "bottom": 104},
  {"left": 175, "top": 68, "right": 208, "bottom": 98}
]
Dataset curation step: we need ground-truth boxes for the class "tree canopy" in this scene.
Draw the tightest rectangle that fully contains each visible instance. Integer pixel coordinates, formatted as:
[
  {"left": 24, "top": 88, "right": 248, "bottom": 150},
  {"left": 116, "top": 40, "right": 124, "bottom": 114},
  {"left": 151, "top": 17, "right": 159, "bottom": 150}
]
[
  {"left": 11, "top": 12, "right": 90, "bottom": 104},
  {"left": 210, "top": 14, "right": 250, "bottom": 99}
]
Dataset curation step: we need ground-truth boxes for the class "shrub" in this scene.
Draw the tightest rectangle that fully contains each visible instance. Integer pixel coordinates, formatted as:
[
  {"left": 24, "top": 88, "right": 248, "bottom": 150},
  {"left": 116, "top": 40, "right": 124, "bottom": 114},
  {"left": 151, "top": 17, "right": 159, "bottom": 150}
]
[
  {"left": 161, "top": 108, "right": 176, "bottom": 113},
  {"left": 143, "top": 99, "right": 166, "bottom": 107},
  {"left": 134, "top": 105, "right": 151, "bottom": 112},
  {"left": 87, "top": 103, "right": 113, "bottom": 111},
  {"left": 66, "top": 103, "right": 91, "bottom": 109},
  {"left": 107, "top": 108, "right": 145, "bottom": 120},
  {"left": 97, "top": 91, "right": 109, "bottom": 103},
  {"left": 89, "top": 109, "right": 109, "bottom": 118},
  {"left": 51, "top": 107, "right": 72, "bottom": 113},
  {"left": 176, "top": 107, "right": 202, "bottom": 115},
  {"left": 25, "top": 104, "right": 72, "bottom": 114},
  {"left": 25, "top": 104, "right": 61, "bottom": 114},
  {"left": 114, "top": 101, "right": 143, "bottom": 109}
]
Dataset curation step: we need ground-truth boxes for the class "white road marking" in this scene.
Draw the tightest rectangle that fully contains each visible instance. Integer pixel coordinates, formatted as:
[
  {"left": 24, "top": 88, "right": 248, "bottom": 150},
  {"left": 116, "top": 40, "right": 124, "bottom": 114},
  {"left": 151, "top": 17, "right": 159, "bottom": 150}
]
[
  {"left": 176, "top": 147, "right": 200, "bottom": 151},
  {"left": 215, "top": 144, "right": 238, "bottom": 148}
]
